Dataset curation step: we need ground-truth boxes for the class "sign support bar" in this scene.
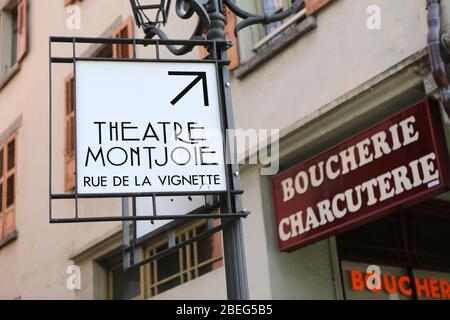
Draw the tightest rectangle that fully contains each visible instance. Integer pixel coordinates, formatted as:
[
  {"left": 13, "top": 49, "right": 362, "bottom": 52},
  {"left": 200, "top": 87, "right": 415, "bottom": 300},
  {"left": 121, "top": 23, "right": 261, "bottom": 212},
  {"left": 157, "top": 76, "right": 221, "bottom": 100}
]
[{"left": 207, "top": 0, "right": 249, "bottom": 300}]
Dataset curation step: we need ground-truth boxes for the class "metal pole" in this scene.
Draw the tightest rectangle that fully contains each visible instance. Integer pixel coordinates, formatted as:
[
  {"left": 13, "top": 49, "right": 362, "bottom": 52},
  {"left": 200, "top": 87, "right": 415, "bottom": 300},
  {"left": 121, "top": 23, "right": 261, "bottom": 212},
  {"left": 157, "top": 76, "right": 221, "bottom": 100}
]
[
  {"left": 206, "top": 0, "right": 249, "bottom": 300},
  {"left": 122, "top": 197, "right": 131, "bottom": 270}
]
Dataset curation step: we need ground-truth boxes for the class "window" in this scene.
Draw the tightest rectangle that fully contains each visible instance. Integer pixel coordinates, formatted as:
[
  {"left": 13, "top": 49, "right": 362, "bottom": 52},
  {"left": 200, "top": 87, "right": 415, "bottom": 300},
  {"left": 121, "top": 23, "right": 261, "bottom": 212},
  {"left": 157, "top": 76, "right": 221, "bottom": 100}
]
[
  {"left": 337, "top": 214, "right": 406, "bottom": 266},
  {"left": 105, "top": 220, "right": 223, "bottom": 299},
  {"left": 64, "top": 74, "right": 75, "bottom": 192},
  {"left": 112, "top": 17, "right": 134, "bottom": 59},
  {"left": 408, "top": 207, "right": 450, "bottom": 270},
  {"left": 337, "top": 201, "right": 450, "bottom": 300},
  {"left": 0, "top": 0, "right": 28, "bottom": 82},
  {"left": 144, "top": 220, "right": 223, "bottom": 297},
  {"left": 253, "top": 0, "right": 324, "bottom": 50},
  {"left": 234, "top": 0, "right": 333, "bottom": 67},
  {"left": 259, "top": 0, "right": 332, "bottom": 37},
  {"left": 0, "top": 134, "right": 17, "bottom": 240},
  {"left": 261, "top": 0, "right": 285, "bottom": 36}
]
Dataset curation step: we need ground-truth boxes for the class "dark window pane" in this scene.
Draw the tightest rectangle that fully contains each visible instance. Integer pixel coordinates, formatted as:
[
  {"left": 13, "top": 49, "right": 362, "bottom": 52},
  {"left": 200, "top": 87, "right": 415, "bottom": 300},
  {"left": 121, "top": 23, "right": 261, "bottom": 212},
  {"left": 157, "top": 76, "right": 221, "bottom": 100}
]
[
  {"left": 196, "top": 224, "right": 221, "bottom": 276},
  {"left": 0, "top": 148, "right": 4, "bottom": 177},
  {"left": 196, "top": 223, "right": 207, "bottom": 235},
  {"left": 409, "top": 212, "right": 450, "bottom": 269},
  {"left": 112, "top": 266, "right": 140, "bottom": 300},
  {"left": 199, "top": 265, "right": 213, "bottom": 277},
  {"left": 337, "top": 215, "right": 405, "bottom": 265},
  {"left": 262, "top": 0, "right": 283, "bottom": 36},
  {"left": 197, "top": 235, "right": 214, "bottom": 264},
  {"left": 156, "top": 244, "right": 180, "bottom": 282},
  {"left": 95, "top": 44, "right": 113, "bottom": 58},
  {"left": 6, "top": 175, "right": 14, "bottom": 207},
  {"left": 7, "top": 140, "right": 15, "bottom": 171},
  {"left": 154, "top": 242, "right": 181, "bottom": 294},
  {"left": 158, "top": 277, "right": 181, "bottom": 295},
  {"left": 11, "top": 7, "right": 18, "bottom": 67}
]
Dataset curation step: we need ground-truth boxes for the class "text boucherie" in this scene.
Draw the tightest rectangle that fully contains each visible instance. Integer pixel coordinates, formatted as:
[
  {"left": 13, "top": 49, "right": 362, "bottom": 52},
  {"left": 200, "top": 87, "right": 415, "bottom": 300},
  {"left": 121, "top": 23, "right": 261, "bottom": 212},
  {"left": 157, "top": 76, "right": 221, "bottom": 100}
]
[
  {"left": 350, "top": 270, "right": 450, "bottom": 299},
  {"left": 278, "top": 115, "right": 440, "bottom": 242}
]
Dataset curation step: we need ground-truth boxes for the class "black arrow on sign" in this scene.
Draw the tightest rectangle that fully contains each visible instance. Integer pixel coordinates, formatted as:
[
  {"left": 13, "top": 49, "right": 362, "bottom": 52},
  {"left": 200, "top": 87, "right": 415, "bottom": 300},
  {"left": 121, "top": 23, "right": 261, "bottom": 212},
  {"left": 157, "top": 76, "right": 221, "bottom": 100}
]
[{"left": 168, "top": 71, "right": 209, "bottom": 107}]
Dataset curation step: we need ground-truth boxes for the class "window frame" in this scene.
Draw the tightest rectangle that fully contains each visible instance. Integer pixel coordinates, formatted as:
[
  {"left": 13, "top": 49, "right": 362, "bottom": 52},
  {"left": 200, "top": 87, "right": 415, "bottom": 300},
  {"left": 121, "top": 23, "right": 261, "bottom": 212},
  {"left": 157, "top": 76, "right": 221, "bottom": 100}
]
[
  {"left": 337, "top": 202, "right": 450, "bottom": 274},
  {"left": 0, "top": 132, "right": 17, "bottom": 240},
  {"left": 234, "top": 0, "right": 334, "bottom": 71},
  {"left": 64, "top": 73, "right": 76, "bottom": 192},
  {"left": 143, "top": 219, "right": 224, "bottom": 298},
  {"left": 258, "top": 0, "right": 290, "bottom": 36},
  {"left": 104, "top": 219, "right": 224, "bottom": 300},
  {"left": 0, "top": 0, "right": 28, "bottom": 87},
  {"left": 337, "top": 201, "right": 450, "bottom": 300}
]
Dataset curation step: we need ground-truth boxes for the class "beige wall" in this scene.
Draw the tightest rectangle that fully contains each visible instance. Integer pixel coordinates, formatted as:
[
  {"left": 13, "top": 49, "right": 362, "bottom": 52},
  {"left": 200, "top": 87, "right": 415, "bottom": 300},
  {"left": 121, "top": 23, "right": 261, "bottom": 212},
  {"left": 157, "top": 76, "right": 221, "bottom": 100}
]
[
  {"left": 0, "top": 0, "right": 218, "bottom": 300},
  {"left": 232, "top": 0, "right": 428, "bottom": 134},
  {"left": 234, "top": 0, "right": 433, "bottom": 300},
  {"left": 0, "top": 0, "right": 442, "bottom": 299},
  {"left": 151, "top": 268, "right": 227, "bottom": 300}
]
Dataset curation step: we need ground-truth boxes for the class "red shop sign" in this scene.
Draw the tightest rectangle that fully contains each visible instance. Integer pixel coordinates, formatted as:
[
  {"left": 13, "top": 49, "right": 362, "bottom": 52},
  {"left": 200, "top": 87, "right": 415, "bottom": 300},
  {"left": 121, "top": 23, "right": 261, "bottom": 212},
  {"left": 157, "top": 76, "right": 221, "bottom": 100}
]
[{"left": 272, "top": 98, "right": 450, "bottom": 252}]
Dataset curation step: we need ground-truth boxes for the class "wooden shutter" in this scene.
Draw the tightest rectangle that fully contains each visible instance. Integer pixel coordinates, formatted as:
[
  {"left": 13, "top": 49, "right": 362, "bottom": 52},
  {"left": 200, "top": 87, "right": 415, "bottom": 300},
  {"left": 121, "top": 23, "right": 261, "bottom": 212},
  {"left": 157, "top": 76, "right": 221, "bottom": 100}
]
[
  {"left": 198, "top": 33, "right": 209, "bottom": 60},
  {"left": 65, "top": 75, "right": 76, "bottom": 192},
  {"left": 17, "top": 0, "right": 28, "bottom": 62},
  {"left": 198, "top": 6, "right": 240, "bottom": 70},
  {"left": 0, "top": 134, "right": 17, "bottom": 238},
  {"left": 113, "top": 17, "right": 134, "bottom": 59},
  {"left": 0, "top": 146, "right": 4, "bottom": 239},
  {"left": 224, "top": 6, "right": 239, "bottom": 70},
  {"left": 305, "top": 0, "right": 332, "bottom": 16}
]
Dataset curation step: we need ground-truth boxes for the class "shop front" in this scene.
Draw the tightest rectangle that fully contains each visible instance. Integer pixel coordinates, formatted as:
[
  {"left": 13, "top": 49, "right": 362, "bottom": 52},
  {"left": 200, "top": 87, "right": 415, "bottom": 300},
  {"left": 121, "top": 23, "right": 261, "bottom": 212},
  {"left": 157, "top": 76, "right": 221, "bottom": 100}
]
[{"left": 271, "top": 98, "right": 450, "bottom": 300}]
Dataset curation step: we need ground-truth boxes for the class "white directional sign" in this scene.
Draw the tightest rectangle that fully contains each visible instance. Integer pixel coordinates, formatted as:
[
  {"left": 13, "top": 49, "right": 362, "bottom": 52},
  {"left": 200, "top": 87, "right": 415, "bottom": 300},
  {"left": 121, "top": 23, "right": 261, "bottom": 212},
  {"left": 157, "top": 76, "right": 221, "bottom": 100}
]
[
  {"left": 135, "top": 195, "right": 206, "bottom": 239},
  {"left": 75, "top": 61, "right": 227, "bottom": 194}
]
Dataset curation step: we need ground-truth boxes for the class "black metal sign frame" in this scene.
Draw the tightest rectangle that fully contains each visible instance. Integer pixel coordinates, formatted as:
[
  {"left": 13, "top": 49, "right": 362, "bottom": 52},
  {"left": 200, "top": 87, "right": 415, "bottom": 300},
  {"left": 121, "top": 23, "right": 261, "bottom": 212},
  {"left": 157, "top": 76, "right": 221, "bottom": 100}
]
[{"left": 49, "top": 36, "right": 249, "bottom": 271}]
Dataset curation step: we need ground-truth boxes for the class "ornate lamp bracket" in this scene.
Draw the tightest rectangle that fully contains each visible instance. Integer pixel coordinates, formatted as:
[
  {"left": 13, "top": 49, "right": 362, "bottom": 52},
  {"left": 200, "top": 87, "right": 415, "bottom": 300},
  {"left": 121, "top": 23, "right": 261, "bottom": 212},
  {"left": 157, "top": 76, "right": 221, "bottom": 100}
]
[{"left": 129, "top": 0, "right": 305, "bottom": 55}]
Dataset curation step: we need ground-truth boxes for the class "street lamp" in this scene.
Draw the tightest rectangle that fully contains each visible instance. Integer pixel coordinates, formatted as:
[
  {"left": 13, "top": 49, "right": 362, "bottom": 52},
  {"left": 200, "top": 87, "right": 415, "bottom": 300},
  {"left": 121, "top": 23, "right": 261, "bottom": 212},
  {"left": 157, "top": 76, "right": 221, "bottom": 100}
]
[
  {"left": 130, "top": 0, "right": 172, "bottom": 27},
  {"left": 129, "top": 0, "right": 304, "bottom": 54},
  {"left": 127, "top": 0, "right": 305, "bottom": 300}
]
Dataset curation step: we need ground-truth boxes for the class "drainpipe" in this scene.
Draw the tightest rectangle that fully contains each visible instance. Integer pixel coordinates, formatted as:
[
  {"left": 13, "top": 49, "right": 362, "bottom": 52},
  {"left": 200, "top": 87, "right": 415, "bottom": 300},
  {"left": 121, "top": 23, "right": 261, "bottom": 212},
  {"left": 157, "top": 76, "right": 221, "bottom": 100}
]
[
  {"left": 426, "top": 0, "right": 450, "bottom": 119},
  {"left": 441, "top": 0, "right": 450, "bottom": 48}
]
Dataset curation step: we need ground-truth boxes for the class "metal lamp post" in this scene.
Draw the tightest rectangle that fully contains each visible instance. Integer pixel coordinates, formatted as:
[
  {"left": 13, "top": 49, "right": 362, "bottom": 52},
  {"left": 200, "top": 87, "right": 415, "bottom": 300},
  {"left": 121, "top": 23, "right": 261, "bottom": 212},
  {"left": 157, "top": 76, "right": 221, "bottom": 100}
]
[{"left": 128, "top": 0, "right": 304, "bottom": 300}]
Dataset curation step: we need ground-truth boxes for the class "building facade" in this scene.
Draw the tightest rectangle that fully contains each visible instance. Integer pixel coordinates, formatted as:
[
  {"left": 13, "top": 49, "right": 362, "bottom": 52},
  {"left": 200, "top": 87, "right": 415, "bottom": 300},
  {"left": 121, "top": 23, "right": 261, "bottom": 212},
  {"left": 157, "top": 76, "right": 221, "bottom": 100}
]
[{"left": 0, "top": 0, "right": 449, "bottom": 300}]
